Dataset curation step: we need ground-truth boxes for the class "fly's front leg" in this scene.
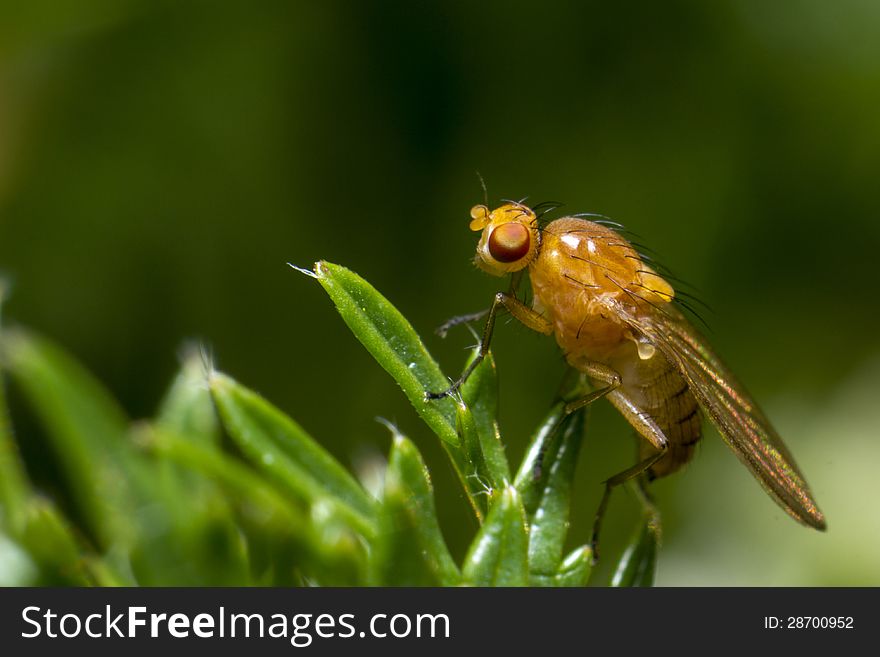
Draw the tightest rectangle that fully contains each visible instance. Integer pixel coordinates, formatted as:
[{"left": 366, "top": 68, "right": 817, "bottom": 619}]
[
  {"left": 424, "top": 291, "right": 552, "bottom": 401},
  {"left": 434, "top": 309, "right": 489, "bottom": 339},
  {"left": 434, "top": 271, "right": 525, "bottom": 338}
]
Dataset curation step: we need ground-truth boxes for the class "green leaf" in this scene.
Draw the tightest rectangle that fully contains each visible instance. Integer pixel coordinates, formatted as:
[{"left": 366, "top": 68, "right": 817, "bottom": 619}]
[
  {"left": 19, "top": 497, "right": 129, "bottom": 586},
  {"left": 460, "top": 348, "right": 510, "bottom": 488},
  {"left": 152, "top": 352, "right": 246, "bottom": 540},
  {"left": 209, "top": 371, "right": 376, "bottom": 537},
  {"left": 1, "top": 330, "right": 145, "bottom": 548},
  {"left": 156, "top": 346, "right": 219, "bottom": 446},
  {"left": 455, "top": 401, "right": 491, "bottom": 520},
  {"left": 610, "top": 520, "right": 659, "bottom": 587},
  {"left": 371, "top": 429, "right": 461, "bottom": 586},
  {"left": 145, "top": 426, "right": 307, "bottom": 528},
  {"left": 2, "top": 330, "right": 251, "bottom": 585},
  {"left": 145, "top": 425, "right": 366, "bottom": 585},
  {"left": 307, "top": 261, "right": 480, "bottom": 519},
  {"left": 310, "top": 261, "right": 459, "bottom": 446},
  {"left": 0, "top": 280, "right": 28, "bottom": 529},
  {"left": 0, "top": 362, "right": 29, "bottom": 535},
  {"left": 514, "top": 402, "right": 565, "bottom": 504},
  {"left": 0, "top": 305, "right": 126, "bottom": 586},
  {"left": 20, "top": 499, "right": 91, "bottom": 585},
  {"left": 554, "top": 545, "right": 593, "bottom": 587},
  {"left": 0, "top": 532, "right": 37, "bottom": 586},
  {"left": 514, "top": 404, "right": 585, "bottom": 581},
  {"left": 462, "top": 486, "right": 529, "bottom": 586}
]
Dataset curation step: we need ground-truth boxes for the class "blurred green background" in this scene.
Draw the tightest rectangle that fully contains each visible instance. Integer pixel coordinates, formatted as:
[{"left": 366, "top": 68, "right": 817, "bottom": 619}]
[{"left": 1, "top": 0, "right": 879, "bottom": 585}]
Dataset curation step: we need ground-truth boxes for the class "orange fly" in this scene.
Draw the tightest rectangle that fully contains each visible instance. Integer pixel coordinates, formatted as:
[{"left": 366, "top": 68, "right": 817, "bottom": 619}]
[{"left": 427, "top": 200, "right": 825, "bottom": 552}]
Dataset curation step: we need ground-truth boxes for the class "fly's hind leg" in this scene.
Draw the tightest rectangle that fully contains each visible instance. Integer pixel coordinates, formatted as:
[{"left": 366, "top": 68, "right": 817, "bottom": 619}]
[
  {"left": 588, "top": 389, "right": 669, "bottom": 564},
  {"left": 633, "top": 474, "right": 662, "bottom": 537},
  {"left": 530, "top": 369, "right": 668, "bottom": 563},
  {"left": 589, "top": 450, "right": 665, "bottom": 564}
]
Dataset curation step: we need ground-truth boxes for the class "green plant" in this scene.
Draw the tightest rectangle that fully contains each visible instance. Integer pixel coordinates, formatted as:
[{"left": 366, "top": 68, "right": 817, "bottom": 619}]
[{"left": 0, "top": 263, "right": 656, "bottom": 586}]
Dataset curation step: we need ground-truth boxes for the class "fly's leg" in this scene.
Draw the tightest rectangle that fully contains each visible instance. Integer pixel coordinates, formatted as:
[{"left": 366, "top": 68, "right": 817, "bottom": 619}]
[
  {"left": 532, "top": 362, "right": 623, "bottom": 480},
  {"left": 425, "top": 291, "right": 552, "bottom": 401},
  {"left": 435, "top": 309, "right": 489, "bottom": 339},
  {"left": 554, "top": 367, "right": 584, "bottom": 400},
  {"left": 589, "top": 391, "right": 669, "bottom": 563},
  {"left": 562, "top": 362, "right": 624, "bottom": 414},
  {"left": 434, "top": 271, "right": 525, "bottom": 338},
  {"left": 633, "top": 474, "right": 662, "bottom": 538},
  {"left": 589, "top": 450, "right": 666, "bottom": 564}
]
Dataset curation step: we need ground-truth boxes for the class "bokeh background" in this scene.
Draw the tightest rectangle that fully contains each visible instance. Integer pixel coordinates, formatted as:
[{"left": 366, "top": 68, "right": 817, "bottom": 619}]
[{"left": 1, "top": 0, "right": 879, "bottom": 585}]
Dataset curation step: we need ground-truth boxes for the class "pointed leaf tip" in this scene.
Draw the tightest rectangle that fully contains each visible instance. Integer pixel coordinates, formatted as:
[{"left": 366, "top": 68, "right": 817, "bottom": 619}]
[
  {"left": 610, "top": 520, "right": 659, "bottom": 587},
  {"left": 288, "top": 262, "right": 318, "bottom": 278},
  {"left": 462, "top": 486, "right": 528, "bottom": 587},
  {"left": 370, "top": 432, "right": 459, "bottom": 585}
]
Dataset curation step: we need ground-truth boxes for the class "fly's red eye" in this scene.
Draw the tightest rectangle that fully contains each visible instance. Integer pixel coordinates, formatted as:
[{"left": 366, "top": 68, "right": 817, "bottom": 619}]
[{"left": 488, "top": 223, "right": 530, "bottom": 263}]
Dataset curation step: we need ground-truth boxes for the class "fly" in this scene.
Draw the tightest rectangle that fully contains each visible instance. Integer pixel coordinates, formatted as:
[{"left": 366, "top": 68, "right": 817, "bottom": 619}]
[{"left": 426, "top": 200, "right": 826, "bottom": 555}]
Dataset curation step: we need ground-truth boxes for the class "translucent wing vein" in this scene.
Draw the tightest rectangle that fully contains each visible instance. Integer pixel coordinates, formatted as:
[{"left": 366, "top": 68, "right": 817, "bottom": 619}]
[{"left": 609, "top": 299, "right": 825, "bottom": 530}]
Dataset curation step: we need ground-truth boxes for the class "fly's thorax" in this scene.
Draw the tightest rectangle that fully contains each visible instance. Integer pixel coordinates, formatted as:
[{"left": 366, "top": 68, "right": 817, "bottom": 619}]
[
  {"left": 536, "top": 218, "right": 674, "bottom": 301},
  {"left": 528, "top": 217, "right": 676, "bottom": 363},
  {"left": 470, "top": 203, "right": 540, "bottom": 276}
]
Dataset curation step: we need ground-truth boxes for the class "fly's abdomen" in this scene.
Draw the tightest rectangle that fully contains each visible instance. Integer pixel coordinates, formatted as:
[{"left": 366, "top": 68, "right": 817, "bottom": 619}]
[{"left": 618, "top": 352, "right": 702, "bottom": 479}]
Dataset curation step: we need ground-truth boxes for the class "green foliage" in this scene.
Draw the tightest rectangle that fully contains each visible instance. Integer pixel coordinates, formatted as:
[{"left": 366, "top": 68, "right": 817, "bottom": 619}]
[
  {"left": 610, "top": 521, "right": 660, "bottom": 588},
  {"left": 0, "top": 262, "right": 656, "bottom": 586}
]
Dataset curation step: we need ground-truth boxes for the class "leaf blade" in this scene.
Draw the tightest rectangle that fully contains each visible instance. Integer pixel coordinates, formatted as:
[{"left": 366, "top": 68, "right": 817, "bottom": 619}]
[
  {"left": 514, "top": 405, "right": 586, "bottom": 580},
  {"left": 2, "top": 330, "right": 143, "bottom": 547},
  {"left": 1, "top": 330, "right": 254, "bottom": 584},
  {"left": 462, "top": 486, "right": 529, "bottom": 587},
  {"left": 156, "top": 346, "right": 220, "bottom": 447},
  {"left": 371, "top": 430, "right": 460, "bottom": 586},
  {"left": 309, "top": 261, "right": 482, "bottom": 520},
  {"left": 312, "top": 261, "right": 459, "bottom": 446},
  {"left": 455, "top": 401, "right": 491, "bottom": 520},
  {"left": 460, "top": 349, "right": 510, "bottom": 487},
  {"left": 209, "top": 371, "right": 376, "bottom": 537},
  {"left": 554, "top": 545, "right": 593, "bottom": 587},
  {"left": 145, "top": 424, "right": 367, "bottom": 585},
  {"left": 610, "top": 520, "right": 659, "bottom": 587}
]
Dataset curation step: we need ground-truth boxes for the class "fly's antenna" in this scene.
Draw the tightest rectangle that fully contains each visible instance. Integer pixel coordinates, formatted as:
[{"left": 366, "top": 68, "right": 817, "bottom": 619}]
[{"left": 476, "top": 171, "right": 489, "bottom": 207}]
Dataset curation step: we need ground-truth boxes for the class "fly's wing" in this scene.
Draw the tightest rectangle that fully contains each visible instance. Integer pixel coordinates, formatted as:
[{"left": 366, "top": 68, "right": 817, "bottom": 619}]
[{"left": 609, "top": 297, "right": 826, "bottom": 530}]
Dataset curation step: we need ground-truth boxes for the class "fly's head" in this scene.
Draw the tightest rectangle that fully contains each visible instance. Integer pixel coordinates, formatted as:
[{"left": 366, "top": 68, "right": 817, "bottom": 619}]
[{"left": 469, "top": 202, "right": 540, "bottom": 276}]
